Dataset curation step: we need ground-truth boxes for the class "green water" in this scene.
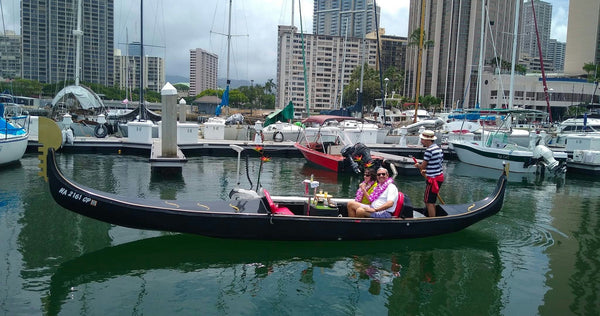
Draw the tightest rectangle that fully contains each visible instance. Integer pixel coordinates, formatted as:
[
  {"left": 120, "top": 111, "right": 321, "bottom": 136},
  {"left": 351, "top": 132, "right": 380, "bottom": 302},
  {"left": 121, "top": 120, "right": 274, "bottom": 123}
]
[{"left": 1, "top": 153, "right": 599, "bottom": 315}]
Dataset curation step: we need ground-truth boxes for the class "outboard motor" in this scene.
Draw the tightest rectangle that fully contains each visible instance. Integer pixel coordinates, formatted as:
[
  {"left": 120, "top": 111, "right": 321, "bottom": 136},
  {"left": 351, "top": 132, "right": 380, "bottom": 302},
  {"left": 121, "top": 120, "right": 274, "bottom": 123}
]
[
  {"left": 532, "top": 145, "right": 566, "bottom": 173},
  {"left": 341, "top": 143, "right": 374, "bottom": 174}
]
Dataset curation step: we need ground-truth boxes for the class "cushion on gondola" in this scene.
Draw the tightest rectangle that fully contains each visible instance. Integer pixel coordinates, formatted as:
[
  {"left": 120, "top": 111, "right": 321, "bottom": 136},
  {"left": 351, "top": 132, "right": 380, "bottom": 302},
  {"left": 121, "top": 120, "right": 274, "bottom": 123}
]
[
  {"left": 262, "top": 189, "right": 294, "bottom": 215},
  {"left": 393, "top": 192, "right": 413, "bottom": 218}
]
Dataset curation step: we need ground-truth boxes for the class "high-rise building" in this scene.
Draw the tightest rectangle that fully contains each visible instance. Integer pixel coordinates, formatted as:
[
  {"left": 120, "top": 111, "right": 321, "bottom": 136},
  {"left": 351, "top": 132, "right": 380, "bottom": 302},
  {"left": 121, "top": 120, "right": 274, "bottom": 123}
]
[
  {"left": 21, "top": 0, "right": 114, "bottom": 85},
  {"left": 0, "top": 31, "right": 21, "bottom": 80},
  {"left": 276, "top": 25, "right": 377, "bottom": 113},
  {"left": 114, "top": 49, "right": 165, "bottom": 94},
  {"left": 313, "top": 0, "right": 380, "bottom": 38},
  {"left": 189, "top": 48, "right": 218, "bottom": 97},
  {"left": 366, "top": 30, "right": 408, "bottom": 95},
  {"left": 521, "top": 0, "right": 552, "bottom": 60},
  {"left": 547, "top": 39, "right": 566, "bottom": 72},
  {"left": 405, "top": 0, "right": 521, "bottom": 109},
  {"left": 564, "top": 0, "right": 600, "bottom": 75}
]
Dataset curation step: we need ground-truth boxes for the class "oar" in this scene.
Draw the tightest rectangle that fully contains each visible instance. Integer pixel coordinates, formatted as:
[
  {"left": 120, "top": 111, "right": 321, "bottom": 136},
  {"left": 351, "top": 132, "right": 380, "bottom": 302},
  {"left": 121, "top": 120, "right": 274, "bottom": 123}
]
[{"left": 411, "top": 156, "right": 445, "bottom": 205}]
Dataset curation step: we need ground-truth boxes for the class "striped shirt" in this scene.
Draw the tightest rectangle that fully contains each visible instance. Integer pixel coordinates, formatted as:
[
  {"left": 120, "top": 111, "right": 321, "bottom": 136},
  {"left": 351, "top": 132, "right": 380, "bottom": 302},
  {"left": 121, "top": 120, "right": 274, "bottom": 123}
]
[{"left": 424, "top": 143, "right": 443, "bottom": 177}]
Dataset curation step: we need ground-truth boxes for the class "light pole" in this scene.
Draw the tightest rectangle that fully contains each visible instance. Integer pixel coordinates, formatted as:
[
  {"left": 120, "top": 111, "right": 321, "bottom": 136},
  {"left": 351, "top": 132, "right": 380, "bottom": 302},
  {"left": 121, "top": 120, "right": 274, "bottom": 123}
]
[
  {"left": 383, "top": 78, "right": 389, "bottom": 125},
  {"left": 355, "top": 87, "right": 361, "bottom": 117}
]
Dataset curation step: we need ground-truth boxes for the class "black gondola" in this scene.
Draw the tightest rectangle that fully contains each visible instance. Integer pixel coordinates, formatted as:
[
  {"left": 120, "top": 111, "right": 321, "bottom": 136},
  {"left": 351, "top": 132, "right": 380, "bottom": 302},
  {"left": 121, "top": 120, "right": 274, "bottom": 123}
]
[{"left": 44, "top": 148, "right": 507, "bottom": 241}]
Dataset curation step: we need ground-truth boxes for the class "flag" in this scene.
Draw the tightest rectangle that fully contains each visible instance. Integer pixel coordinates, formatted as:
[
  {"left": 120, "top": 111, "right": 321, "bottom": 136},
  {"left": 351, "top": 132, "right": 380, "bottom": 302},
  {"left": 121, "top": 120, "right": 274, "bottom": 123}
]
[{"left": 215, "top": 86, "right": 230, "bottom": 116}]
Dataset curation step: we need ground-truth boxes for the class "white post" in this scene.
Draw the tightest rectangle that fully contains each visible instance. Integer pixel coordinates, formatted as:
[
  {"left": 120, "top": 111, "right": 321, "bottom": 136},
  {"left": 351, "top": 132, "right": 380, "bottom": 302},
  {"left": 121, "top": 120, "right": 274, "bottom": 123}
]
[
  {"left": 161, "top": 82, "right": 178, "bottom": 156},
  {"left": 178, "top": 98, "right": 187, "bottom": 123}
]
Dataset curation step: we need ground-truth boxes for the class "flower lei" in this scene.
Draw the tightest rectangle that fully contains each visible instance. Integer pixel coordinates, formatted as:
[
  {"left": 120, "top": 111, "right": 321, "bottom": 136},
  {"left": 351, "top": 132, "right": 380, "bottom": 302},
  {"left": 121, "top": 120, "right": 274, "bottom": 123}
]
[
  {"left": 368, "top": 178, "right": 394, "bottom": 203},
  {"left": 355, "top": 180, "right": 376, "bottom": 202}
]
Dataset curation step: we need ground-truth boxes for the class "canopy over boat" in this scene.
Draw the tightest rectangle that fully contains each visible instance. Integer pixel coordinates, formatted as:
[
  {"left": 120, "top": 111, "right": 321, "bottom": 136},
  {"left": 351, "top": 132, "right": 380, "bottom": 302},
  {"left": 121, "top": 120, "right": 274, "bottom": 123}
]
[{"left": 51, "top": 85, "right": 105, "bottom": 110}]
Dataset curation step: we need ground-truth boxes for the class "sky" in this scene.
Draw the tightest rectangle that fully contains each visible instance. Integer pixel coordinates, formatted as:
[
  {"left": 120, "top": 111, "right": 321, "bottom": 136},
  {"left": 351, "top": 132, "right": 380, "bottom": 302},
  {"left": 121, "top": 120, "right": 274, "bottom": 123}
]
[{"left": 1, "top": 0, "right": 570, "bottom": 85}]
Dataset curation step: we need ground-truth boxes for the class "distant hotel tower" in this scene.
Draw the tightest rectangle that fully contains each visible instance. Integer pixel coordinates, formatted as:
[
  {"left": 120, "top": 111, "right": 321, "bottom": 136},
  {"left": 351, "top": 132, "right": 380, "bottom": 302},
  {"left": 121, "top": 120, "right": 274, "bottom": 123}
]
[
  {"left": 521, "top": 0, "right": 552, "bottom": 60},
  {"left": 313, "top": 0, "right": 380, "bottom": 38},
  {"left": 406, "top": 0, "right": 520, "bottom": 109},
  {"left": 189, "top": 48, "right": 218, "bottom": 97},
  {"left": 21, "top": 0, "right": 114, "bottom": 85},
  {"left": 564, "top": 0, "right": 600, "bottom": 76}
]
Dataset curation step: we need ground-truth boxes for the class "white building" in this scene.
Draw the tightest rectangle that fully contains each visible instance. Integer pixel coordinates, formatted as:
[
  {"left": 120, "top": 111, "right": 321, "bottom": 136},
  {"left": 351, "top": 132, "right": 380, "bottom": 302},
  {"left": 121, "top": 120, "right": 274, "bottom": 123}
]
[
  {"left": 114, "top": 49, "right": 165, "bottom": 93},
  {"left": 276, "top": 25, "right": 377, "bottom": 114},
  {"left": 481, "top": 73, "right": 599, "bottom": 120},
  {"left": 189, "top": 48, "right": 218, "bottom": 97}
]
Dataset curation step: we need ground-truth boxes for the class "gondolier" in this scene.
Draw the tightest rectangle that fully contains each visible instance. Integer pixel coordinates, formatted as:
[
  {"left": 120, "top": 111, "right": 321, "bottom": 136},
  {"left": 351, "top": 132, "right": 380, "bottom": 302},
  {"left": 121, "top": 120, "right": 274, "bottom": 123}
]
[{"left": 415, "top": 130, "right": 444, "bottom": 217}]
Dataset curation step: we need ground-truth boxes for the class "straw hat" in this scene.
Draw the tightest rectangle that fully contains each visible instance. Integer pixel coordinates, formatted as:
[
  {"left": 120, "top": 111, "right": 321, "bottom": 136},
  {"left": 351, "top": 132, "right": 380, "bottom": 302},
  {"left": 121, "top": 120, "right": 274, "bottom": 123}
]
[{"left": 420, "top": 130, "right": 437, "bottom": 141}]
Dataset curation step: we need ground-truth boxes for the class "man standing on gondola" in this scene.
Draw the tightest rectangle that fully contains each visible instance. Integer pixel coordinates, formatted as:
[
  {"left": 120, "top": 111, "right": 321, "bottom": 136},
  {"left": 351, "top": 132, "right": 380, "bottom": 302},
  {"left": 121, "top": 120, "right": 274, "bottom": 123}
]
[{"left": 414, "top": 130, "right": 444, "bottom": 217}]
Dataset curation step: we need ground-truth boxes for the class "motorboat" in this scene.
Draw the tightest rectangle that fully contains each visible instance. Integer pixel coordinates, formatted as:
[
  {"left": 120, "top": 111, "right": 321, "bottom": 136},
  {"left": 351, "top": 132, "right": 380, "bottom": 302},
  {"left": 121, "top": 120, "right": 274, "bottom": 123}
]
[
  {"left": 294, "top": 116, "right": 418, "bottom": 175},
  {"left": 261, "top": 121, "right": 303, "bottom": 142},
  {"left": 449, "top": 109, "right": 568, "bottom": 174}
]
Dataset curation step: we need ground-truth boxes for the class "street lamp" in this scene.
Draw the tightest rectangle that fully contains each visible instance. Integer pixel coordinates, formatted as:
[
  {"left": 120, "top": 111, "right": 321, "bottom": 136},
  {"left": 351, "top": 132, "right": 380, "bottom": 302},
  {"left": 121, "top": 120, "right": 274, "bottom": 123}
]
[
  {"left": 356, "top": 87, "right": 361, "bottom": 117},
  {"left": 383, "top": 78, "right": 389, "bottom": 125}
]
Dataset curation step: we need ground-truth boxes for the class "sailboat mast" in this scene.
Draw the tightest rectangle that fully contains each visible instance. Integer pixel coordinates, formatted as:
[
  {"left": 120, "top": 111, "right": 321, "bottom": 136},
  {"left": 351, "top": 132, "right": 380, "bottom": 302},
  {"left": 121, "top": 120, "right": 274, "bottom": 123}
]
[
  {"left": 338, "top": 17, "right": 349, "bottom": 109},
  {"left": 226, "top": 0, "right": 232, "bottom": 92},
  {"left": 476, "top": 0, "right": 486, "bottom": 108},
  {"left": 508, "top": 0, "right": 520, "bottom": 109},
  {"left": 139, "top": 0, "right": 145, "bottom": 120},
  {"left": 413, "top": 0, "right": 426, "bottom": 123},
  {"left": 299, "top": 1, "right": 309, "bottom": 114},
  {"left": 358, "top": 4, "right": 367, "bottom": 118},
  {"left": 74, "top": 0, "right": 83, "bottom": 86},
  {"left": 531, "top": 0, "right": 552, "bottom": 122}
]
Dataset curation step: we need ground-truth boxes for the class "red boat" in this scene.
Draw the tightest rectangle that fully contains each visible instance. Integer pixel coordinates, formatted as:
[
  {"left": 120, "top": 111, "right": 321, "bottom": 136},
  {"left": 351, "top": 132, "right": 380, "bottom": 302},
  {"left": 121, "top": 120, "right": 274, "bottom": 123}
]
[{"left": 295, "top": 116, "right": 419, "bottom": 175}]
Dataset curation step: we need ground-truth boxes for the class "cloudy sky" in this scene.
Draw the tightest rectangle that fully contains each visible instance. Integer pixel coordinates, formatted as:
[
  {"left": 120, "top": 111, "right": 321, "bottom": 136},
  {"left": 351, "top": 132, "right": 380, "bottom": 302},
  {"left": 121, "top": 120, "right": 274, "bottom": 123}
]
[{"left": 1, "top": 0, "right": 570, "bottom": 84}]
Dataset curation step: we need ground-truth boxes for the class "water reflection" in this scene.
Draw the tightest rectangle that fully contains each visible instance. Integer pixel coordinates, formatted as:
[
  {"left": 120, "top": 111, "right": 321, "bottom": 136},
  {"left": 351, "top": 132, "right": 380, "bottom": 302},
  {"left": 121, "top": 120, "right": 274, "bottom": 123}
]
[
  {"left": 448, "top": 161, "right": 564, "bottom": 187},
  {"left": 45, "top": 231, "right": 502, "bottom": 315},
  {"left": 150, "top": 171, "right": 185, "bottom": 200}
]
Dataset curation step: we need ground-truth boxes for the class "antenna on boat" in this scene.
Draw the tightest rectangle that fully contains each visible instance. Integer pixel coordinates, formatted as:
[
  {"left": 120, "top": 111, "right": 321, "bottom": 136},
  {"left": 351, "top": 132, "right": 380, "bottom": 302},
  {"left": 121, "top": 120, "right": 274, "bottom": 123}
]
[{"left": 230, "top": 144, "right": 244, "bottom": 187}]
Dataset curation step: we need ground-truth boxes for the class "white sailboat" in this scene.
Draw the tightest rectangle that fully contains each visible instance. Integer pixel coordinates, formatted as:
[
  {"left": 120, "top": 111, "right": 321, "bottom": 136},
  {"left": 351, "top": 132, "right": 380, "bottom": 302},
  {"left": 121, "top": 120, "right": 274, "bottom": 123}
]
[
  {"left": 51, "top": 0, "right": 108, "bottom": 139},
  {"left": 0, "top": 97, "right": 29, "bottom": 166}
]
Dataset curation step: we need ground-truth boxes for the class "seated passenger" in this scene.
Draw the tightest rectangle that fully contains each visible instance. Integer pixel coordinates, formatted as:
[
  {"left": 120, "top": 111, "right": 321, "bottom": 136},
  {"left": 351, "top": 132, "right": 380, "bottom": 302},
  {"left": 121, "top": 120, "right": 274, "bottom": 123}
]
[
  {"left": 347, "top": 167, "right": 399, "bottom": 218},
  {"left": 355, "top": 168, "right": 377, "bottom": 204}
]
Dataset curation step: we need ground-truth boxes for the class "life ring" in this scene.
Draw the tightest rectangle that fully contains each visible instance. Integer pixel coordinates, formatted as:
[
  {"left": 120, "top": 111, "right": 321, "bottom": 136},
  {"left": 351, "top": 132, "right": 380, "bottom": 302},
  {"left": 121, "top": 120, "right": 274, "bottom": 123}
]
[
  {"left": 273, "top": 131, "right": 284, "bottom": 142},
  {"left": 94, "top": 124, "right": 108, "bottom": 138}
]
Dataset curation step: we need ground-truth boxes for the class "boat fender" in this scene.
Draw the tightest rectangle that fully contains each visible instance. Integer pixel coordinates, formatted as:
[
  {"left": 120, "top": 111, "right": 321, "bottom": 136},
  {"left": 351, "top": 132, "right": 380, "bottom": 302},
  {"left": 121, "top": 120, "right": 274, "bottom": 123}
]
[
  {"left": 62, "top": 128, "right": 74, "bottom": 145},
  {"left": 273, "top": 131, "right": 284, "bottom": 142},
  {"left": 94, "top": 124, "right": 108, "bottom": 138}
]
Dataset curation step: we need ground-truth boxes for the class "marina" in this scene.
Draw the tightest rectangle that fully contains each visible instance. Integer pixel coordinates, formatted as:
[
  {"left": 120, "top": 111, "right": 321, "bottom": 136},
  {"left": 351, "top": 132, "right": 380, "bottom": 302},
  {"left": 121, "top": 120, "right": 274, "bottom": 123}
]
[{"left": 1, "top": 152, "right": 599, "bottom": 315}]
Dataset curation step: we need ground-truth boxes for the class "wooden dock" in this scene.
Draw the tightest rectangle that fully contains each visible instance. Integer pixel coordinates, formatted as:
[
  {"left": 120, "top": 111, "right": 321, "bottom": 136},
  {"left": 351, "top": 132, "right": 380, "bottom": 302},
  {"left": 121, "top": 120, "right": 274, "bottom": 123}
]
[{"left": 149, "top": 139, "right": 187, "bottom": 168}]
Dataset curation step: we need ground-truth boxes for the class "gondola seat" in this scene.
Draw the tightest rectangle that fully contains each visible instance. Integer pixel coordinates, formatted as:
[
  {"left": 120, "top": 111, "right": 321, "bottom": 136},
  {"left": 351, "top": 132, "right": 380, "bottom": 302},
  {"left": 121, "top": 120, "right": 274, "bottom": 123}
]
[
  {"left": 262, "top": 189, "right": 294, "bottom": 215},
  {"left": 393, "top": 192, "right": 413, "bottom": 218}
]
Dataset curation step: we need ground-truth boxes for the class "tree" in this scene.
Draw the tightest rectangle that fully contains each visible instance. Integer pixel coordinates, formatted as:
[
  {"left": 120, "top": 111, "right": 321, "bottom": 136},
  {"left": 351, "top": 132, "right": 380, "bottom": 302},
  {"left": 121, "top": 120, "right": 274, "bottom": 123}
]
[
  {"left": 420, "top": 95, "right": 442, "bottom": 112},
  {"left": 264, "top": 79, "right": 276, "bottom": 95},
  {"left": 408, "top": 28, "right": 434, "bottom": 48},
  {"left": 173, "top": 83, "right": 189, "bottom": 92},
  {"left": 583, "top": 62, "right": 599, "bottom": 82}
]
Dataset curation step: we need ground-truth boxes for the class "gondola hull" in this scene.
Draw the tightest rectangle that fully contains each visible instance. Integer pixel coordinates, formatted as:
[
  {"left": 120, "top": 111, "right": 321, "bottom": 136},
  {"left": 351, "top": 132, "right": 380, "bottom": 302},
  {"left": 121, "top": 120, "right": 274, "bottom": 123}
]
[{"left": 45, "top": 149, "right": 507, "bottom": 241}]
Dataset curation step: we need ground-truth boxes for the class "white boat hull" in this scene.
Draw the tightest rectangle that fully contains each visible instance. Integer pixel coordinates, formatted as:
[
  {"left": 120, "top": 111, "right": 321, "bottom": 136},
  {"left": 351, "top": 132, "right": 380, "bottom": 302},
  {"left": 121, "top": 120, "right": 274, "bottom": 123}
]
[
  {"left": 0, "top": 133, "right": 28, "bottom": 166},
  {"left": 450, "top": 141, "right": 567, "bottom": 173}
]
